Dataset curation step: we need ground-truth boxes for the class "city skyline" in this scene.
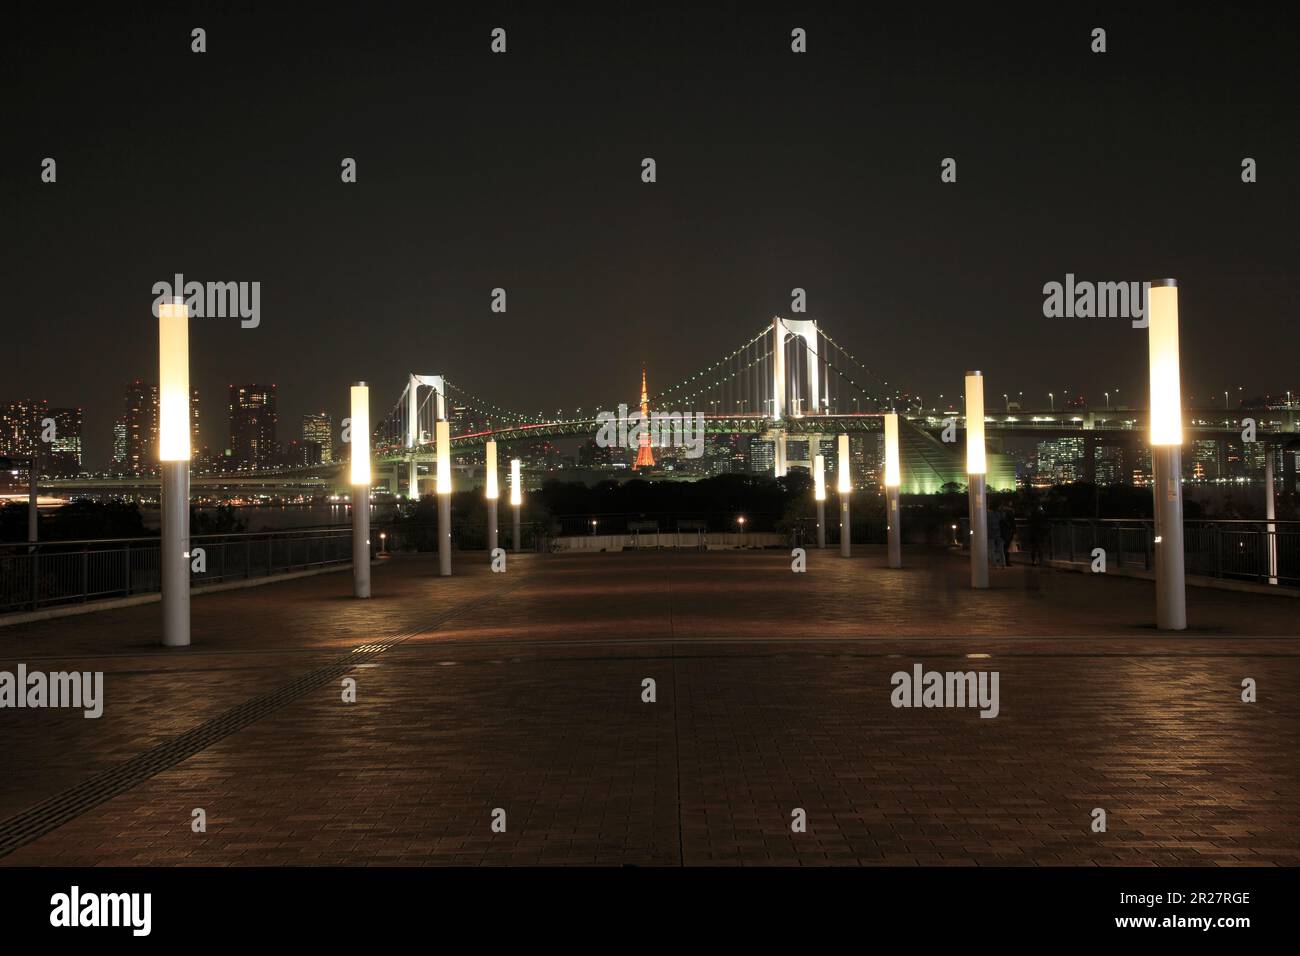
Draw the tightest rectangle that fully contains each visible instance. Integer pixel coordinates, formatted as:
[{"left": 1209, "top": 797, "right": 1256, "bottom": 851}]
[{"left": 7, "top": 7, "right": 1299, "bottom": 469}]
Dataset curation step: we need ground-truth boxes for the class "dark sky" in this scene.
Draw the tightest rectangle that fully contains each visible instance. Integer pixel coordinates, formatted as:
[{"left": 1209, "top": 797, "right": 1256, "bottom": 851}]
[{"left": 6, "top": 2, "right": 1298, "bottom": 467}]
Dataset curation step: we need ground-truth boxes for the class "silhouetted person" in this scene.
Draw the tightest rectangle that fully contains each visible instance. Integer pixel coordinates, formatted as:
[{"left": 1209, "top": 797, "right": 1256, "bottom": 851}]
[
  {"left": 987, "top": 504, "right": 1004, "bottom": 568},
  {"left": 1000, "top": 507, "right": 1017, "bottom": 566},
  {"left": 1029, "top": 506, "right": 1047, "bottom": 566}
]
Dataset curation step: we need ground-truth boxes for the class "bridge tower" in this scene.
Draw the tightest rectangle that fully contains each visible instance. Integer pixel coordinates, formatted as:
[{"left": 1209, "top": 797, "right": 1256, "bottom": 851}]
[
  {"left": 404, "top": 373, "right": 446, "bottom": 498},
  {"left": 770, "top": 316, "right": 826, "bottom": 476}
]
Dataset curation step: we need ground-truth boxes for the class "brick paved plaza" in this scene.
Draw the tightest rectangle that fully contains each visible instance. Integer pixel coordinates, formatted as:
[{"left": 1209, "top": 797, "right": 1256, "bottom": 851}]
[{"left": 1, "top": 549, "right": 1297, "bottom": 866}]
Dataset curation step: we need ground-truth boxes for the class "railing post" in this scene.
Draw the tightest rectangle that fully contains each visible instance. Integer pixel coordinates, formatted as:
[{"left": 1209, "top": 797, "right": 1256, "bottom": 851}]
[
  {"left": 1257, "top": 526, "right": 1265, "bottom": 584},
  {"left": 81, "top": 547, "right": 89, "bottom": 603},
  {"left": 124, "top": 542, "right": 131, "bottom": 596},
  {"left": 30, "top": 550, "right": 39, "bottom": 611}
]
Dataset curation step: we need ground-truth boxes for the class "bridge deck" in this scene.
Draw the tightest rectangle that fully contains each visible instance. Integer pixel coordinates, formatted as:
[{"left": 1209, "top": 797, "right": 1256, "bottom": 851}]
[{"left": 2, "top": 549, "right": 1297, "bottom": 866}]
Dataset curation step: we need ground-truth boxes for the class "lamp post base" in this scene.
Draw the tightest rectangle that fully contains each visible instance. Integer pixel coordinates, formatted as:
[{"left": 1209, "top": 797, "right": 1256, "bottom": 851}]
[
  {"left": 816, "top": 499, "right": 826, "bottom": 549},
  {"left": 1152, "top": 445, "right": 1187, "bottom": 630},
  {"left": 887, "top": 486, "right": 902, "bottom": 568},
  {"left": 161, "top": 461, "right": 191, "bottom": 646},
  {"left": 352, "top": 486, "right": 370, "bottom": 598},
  {"left": 839, "top": 497, "right": 851, "bottom": 558},
  {"left": 968, "top": 474, "right": 988, "bottom": 589},
  {"left": 487, "top": 498, "right": 499, "bottom": 555},
  {"left": 438, "top": 494, "right": 452, "bottom": 576}
]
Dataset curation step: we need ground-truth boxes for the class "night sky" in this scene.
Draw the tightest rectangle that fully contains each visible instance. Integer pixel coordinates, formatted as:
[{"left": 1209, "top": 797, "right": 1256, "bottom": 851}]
[{"left": 6, "top": 2, "right": 1298, "bottom": 468}]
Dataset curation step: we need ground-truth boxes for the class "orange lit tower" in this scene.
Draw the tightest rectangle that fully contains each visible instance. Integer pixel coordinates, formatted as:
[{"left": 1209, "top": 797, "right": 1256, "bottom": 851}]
[{"left": 634, "top": 363, "right": 655, "bottom": 469}]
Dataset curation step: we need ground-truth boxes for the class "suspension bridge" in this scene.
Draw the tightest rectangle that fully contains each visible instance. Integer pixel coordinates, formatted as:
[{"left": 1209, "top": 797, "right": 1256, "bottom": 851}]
[{"left": 366, "top": 314, "right": 1298, "bottom": 498}]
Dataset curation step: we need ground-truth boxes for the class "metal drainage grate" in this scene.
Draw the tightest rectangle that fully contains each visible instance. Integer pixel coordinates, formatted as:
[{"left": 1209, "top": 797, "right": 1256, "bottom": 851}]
[{"left": 0, "top": 576, "right": 530, "bottom": 859}]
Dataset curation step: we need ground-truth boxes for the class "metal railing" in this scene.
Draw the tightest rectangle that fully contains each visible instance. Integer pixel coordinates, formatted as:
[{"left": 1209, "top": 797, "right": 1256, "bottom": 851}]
[
  {"left": 1031, "top": 518, "right": 1300, "bottom": 588},
  {"left": 1, "top": 526, "right": 359, "bottom": 614}
]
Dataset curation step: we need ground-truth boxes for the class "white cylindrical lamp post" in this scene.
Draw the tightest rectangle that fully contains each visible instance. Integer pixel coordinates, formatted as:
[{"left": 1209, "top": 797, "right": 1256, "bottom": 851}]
[
  {"left": 837, "top": 433, "right": 852, "bottom": 557},
  {"left": 813, "top": 453, "right": 827, "bottom": 549},
  {"left": 510, "top": 458, "right": 522, "bottom": 552},
  {"left": 884, "top": 412, "right": 902, "bottom": 568},
  {"left": 437, "top": 418, "right": 452, "bottom": 576},
  {"left": 485, "top": 439, "right": 499, "bottom": 555},
  {"left": 1148, "top": 279, "right": 1187, "bottom": 629},
  {"left": 350, "top": 383, "right": 371, "bottom": 598},
  {"left": 159, "top": 299, "right": 192, "bottom": 645},
  {"left": 966, "top": 372, "right": 988, "bottom": 589}
]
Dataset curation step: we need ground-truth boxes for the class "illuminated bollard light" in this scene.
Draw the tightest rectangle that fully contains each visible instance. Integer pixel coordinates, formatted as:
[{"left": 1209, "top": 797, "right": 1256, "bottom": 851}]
[
  {"left": 485, "top": 439, "right": 499, "bottom": 555},
  {"left": 350, "top": 383, "right": 371, "bottom": 598},
  {"left": 813, "top": 453, "right": 827, "bottom": 549},
  {"left": 837, "top": 434, "right": 852, "bottom": 558},
  {"left": 510, "top": 458, "right": 522, "bottom": 552},
  {"left": 159, "top": 299, "right": 191, "bottom": 645},
  {"left": 884, "top": 412, "right": 902, "bottom": 569},
  {"left": 437, "top": 418, "right": 452, "bottom": 577},
  {"left": 1148, "top": 279, "right": 1186, "bottom": 629},
  {"left": 966, "top": 371, "right": 988, "bottom": 589}
]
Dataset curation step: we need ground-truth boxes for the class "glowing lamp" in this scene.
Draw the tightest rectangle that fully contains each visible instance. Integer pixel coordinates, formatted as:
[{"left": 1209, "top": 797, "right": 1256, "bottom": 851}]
[
  {"left": 814, "top": 454, "right": 826, "bottom": 501},
  {"left": 349, "top": 383, "right": 370, "bottom": 485},
  {"left": 436, "top": 419, "right": 451, "bottom": 493},
  {"left": 965, "top": 371, "right": 986, "bottom": 475},
  {"left": 883, "top": 412, "right": 900, "bottom": 488},
  {"left": 837, "top": 433, "right": 851, "bottom": 493},
  {"left": 510, "top": 458, "right": 522, "bottom": 506},
  {"left": 158, "top": 299, "right": 190, "bottom": 461},
  {"left": 485, "top": 439, "right": 499, "bottom": 499},
  {"left": 1148, "top": 280, "right": 1182, "bottom": 446}
]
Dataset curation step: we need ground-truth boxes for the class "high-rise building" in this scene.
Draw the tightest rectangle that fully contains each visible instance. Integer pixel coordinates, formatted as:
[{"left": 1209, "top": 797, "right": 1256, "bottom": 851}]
[
  {"left": 190, "top": 387, "right": 201, "bottom": 459},
  {"left": 45, "top": 407, "right": 83, "bottom": 475},
  {"left": 1, "top": 399, "right": 48, "bottom": 460},
  {"left": 112, "top": 418, "right": 128, "bottom": 473},
  {"left": 123, "top": 380, "right": 158, "bottom": 476},
  {"left": 1130, "top": 446, "right": 1153, "bottom": 487},
  {"left": 1036, "top": 437, "right": 1086, "bottom": 485},
  {"left": 1191, "top": 439, "right": 1221, "bottom": 481},
  {"left": 1094, "top": 444, "right": 1124, "bottom": 485},
  {"left": 278, "top": 439, "right": 322, "bottom": 468},
  {"left": 302, "top": 412, "right": 333, "bottom": 463},
  {"left": 749, "top": 440, "right": 775, "bottom": 474},
  {"left": 229, "top": 384, "right": 278, "bottom": 470},
  {"left": 117, "top": 383, "right": 197, "bottom": 475},
  {"left": 857, "top": 433, "right": 883, "bottom": 486}
]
